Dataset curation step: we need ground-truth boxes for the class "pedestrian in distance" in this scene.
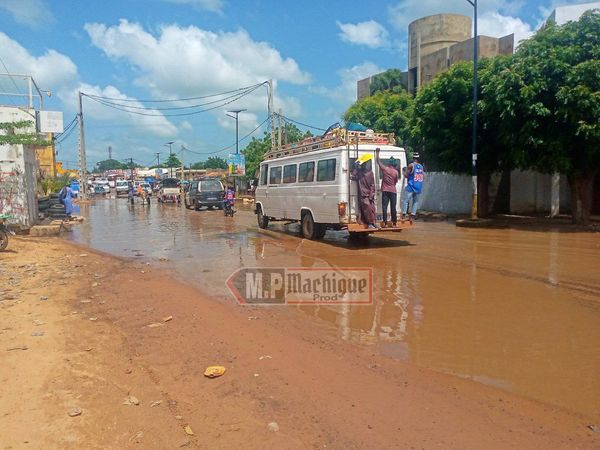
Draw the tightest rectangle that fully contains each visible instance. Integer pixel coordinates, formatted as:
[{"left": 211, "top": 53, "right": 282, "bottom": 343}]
[
  {"left": 375, "top": 148, "right": 399, "bottom": 227},
  {"left": 401, "top": 152, "right": 424, "bottom": 224}
]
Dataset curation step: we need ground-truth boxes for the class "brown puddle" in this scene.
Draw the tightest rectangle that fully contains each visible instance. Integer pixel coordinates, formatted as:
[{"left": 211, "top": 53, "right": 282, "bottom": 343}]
[{"left": 70, "top": 198, "right": 600, "bottom": 420}]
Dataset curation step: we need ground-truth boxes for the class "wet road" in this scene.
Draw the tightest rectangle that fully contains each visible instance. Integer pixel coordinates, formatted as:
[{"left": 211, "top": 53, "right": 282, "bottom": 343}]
[{"left": 70, "top": 197, "right": 600, "bottom": 420}]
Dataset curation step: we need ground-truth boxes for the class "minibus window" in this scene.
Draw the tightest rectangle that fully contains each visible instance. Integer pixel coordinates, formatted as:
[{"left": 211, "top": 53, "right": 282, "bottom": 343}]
[
  {"left": 298, "top": 162, "right": 315, "bottom": 182},
  {"left": 269, "top": 166, "right": 282, "bottom": 184},
  {"left": 317, "top": 158, "right": 336, "bottom": 181},
  {"left": 283, "top": 164, "right": 297, "bottom": 183},
  {"left": 260, "top": 164, "right": 268, "bottom": 185}
]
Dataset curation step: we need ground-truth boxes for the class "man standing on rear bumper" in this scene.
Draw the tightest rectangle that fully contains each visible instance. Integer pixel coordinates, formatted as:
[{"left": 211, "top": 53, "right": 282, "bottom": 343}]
[
  {"left": 375, "top": 148, "right": 399, "bottom": 226},
  {"left": 402, "top": 152, "right": 424, "bottom": 223}
]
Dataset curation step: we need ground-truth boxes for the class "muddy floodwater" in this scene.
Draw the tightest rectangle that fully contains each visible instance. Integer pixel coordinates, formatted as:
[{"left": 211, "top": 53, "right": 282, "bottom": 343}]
[{"left": 70, "top": 198, "right": 600, "bottom": 420}]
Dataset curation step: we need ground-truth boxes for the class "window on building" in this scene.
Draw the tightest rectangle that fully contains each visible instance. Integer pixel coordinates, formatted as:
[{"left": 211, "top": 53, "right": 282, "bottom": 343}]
[
  {"left": 283, "top": 164, "right": 297, "bottom": 183},
  {"left": 298, "top": 161, "right": 315, "bottom": 182},
  {"left": 317, "top": 158, "right": 336, "bottom": 182}
]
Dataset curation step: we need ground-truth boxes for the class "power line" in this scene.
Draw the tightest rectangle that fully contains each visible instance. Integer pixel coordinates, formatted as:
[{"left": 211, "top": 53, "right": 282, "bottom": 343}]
[
  {"left": 84, "top": 84, "right": 262, "bottom": 111},
  {"left": 280, "top": 114, "right": 327, "bottom": 132},
  {"left": 182, "top": 117, "right": 269, "bottom": 156},
  {"left": 83, "top": 87, "right": 260, "bottom": 117},
  {"left": 0, "top": 56, "right": 23, "bottom": 95},
  {"left": 84, "top": 81, "right": 267, "bottom": 103}
]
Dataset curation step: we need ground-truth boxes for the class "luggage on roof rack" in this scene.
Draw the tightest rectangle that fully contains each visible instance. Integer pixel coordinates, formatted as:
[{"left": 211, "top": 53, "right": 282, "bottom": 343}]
[{"left": 263, "top": 128, "right": 395, "bottom": 161}]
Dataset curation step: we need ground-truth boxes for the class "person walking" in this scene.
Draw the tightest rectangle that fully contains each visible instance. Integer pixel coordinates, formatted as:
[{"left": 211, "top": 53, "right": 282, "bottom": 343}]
[
  {"left": 375, "top": 148, "right": 399, "bottom": 227},
  {"left": 59, "top": 183, "right": 76, "bottom": 220},
  {"left": 402, "top": 153, "right": 424, "bottom": 224}
]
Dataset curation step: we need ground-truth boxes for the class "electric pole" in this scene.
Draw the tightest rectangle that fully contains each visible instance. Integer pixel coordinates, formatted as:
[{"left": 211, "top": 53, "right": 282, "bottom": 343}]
[
  {"left": 268, "top": 79, "right": 275, "bottom": 150},
  {"left": 277, "top": 109, "right": 282, "bottom": 150},
  {"left": 180, "top": 145, "right": 185, "bottom": 181},
  {"left": 108, "top": 145, "right": 112, "bottom": 160},
  {"left": 77, "top": 91, "right": 88, "bottom": 200},
  {"left": 155, "top": 152, "right": 160, "bottom": 167}
]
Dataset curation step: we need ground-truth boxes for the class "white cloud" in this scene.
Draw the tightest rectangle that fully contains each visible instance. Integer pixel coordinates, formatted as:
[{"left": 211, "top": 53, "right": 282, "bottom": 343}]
[
  {"left": 478, "top": 11, "right": 533, "bottom": 46},
  {"left": 162, "top": 0, "right": 225, "bottom": 14},
  {"left": 337, "top": 20, "right": 390, "bottom": 48},
  {"left": 84, "top": 20, "right": 310, "bottom": 126},
  {"left": 0, "top": 32, "right": 77, "bottom": 90},
  {"left": 0, "top": 0, "right": 54, "bottom": 27},
  {"left": 313, "top": 61, "right": 384, "bottom": 107},
  {"left": 387, "top": 0, "right": 527, "bottom": 33},
  {"left": 58, "top": 84, "right": 178, "bottom": 138}
]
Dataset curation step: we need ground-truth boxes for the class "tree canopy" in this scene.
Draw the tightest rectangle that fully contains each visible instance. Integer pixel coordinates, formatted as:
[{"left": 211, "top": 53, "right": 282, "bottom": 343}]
[
  {"left": 242, "top": 123, "right": 312, "bottom": 180},
  {"left": 343, "top": 89, "right": 414, "bottom": 146}
]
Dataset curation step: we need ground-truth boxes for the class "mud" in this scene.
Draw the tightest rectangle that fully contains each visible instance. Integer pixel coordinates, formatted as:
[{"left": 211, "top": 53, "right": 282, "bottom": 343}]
[{"left": 69, "top": 198, "right": 600, "bottom": 421}]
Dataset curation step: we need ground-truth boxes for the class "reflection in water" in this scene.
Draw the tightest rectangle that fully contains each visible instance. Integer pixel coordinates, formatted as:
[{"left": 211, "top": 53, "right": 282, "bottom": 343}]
[{"left": 70, "top": 198, "right": 600, "bottom": 420}]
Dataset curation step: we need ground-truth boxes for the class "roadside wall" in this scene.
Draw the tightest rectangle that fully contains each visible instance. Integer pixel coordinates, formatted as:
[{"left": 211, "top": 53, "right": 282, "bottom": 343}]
[
  {"left": 418, "top": 172, "right": 472, "bottom": 214},
  {"left": 0, "top": 144, "right": 38, "bottom": 228},
  {"left": 417, "top": 170, "right": 571, "bottom": 215}
]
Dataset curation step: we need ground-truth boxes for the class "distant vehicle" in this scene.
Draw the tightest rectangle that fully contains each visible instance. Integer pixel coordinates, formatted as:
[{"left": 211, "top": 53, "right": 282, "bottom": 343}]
[
  {"left": 116, "top": 179, "right": 130, "bottom": 196},
  {"left": 157, "top": 178, "right": 181, "bottom": 203},
  {"left": 92, "top": 184, "right": 107, "bottom": 196},
  {"left": 184, "top": 178, "right": 224, "bottom": 210}
]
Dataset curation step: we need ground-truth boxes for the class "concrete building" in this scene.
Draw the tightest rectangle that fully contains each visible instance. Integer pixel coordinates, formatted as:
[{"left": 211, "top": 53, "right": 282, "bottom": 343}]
[
  {"left": 0, "top": 107, "right": 39, "bottom": 228},
  {"left": 407, "top": 14, "right": 514, "bottom": 93},
  {"left": 547, "top": 1, "right": 600, "bottom": 24},
  {"left": 357, "top": 13, "right": 514, "bottom": 99}
]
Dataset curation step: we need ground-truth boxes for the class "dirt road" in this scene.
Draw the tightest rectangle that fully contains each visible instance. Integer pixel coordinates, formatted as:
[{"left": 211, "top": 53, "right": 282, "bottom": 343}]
[{"left": 0, "top": 237, "right": 598, "bottom": 449}]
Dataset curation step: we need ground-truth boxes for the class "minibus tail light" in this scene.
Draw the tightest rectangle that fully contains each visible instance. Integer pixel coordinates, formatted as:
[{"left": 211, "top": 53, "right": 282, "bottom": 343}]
[{"left": 338, "top": 202, "right": 347, "bottom": 217}]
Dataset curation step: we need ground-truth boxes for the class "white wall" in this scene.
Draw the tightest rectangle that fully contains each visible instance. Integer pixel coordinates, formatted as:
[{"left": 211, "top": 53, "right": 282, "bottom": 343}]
[
  {"left": 413, "top": 170, "right": 571, "bottom": 215},
  {"left": 0, "top": 144, "right": 38, "bottom": 228},
  {"left": 417, "top": 172, "right": 473, "bottom": 214}
]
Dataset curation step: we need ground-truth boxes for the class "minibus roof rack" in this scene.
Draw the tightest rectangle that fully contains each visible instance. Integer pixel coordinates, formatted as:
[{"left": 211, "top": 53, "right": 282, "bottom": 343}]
[{"left": 262, "top": 128, "right": 395, "bottom": 161}]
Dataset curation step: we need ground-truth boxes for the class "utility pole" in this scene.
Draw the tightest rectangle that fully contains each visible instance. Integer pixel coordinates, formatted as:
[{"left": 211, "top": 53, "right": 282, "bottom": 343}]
[
  {"left": 125, "top": 158, "right": 135, "bottom": 182},
  {"left": 466, "top": 0, "right": 478, "bottom": 218},
  {"left": 268, "top": 79, "right": 275, "bottom": 150},
  {"left": 277, "top": 109, "right": 282, "bottom": 150},
  {"left": 155, "top": 152, "right": 160, "bottom": 167},
  {"left": 226, "top": 109, "right": 246, "bottom": 154},
  {"left": 180, "top": 145, "right": 185, "bottom": 181},
  {"left": 108, "top": 145, "right": 112, "bottom": 160},
  {"left": 77, "top": 91, "right": 88, "bottom": 200}
]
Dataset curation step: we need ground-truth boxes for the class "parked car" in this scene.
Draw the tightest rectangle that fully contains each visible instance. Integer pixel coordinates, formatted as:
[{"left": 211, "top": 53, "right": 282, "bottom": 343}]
[
  {"left": 116, "top": 179, "right": 130, "bottom": 196},
  {"left": 92, "top": 184, "right": 107, "bottom": 196},
  {"left": 184, "top": 178, "right": 225, "bottom": 210}
]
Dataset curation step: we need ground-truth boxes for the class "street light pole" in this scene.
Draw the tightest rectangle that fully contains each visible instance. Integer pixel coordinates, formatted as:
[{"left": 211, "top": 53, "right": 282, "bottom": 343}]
[
  {"left": 466, "top": 0, "right": 478, "bottom": 218},
  {"left": 226, "top": 109, "right": 247, "bottom": 154}
]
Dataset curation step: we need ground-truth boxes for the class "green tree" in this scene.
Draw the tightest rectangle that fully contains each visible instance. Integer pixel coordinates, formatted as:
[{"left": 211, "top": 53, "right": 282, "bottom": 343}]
[
  {"left": 163, "top": 153, "right": 182, "bottom": 168},
  {"left": 343, "top": 90, "right": 414, "bottom": 146},
  {"left": 0, "top": 120, "right": 50, "bottom": 146},
  {"left": 411, "top": 60, "right": 524, "bottom": 215},
  {"left": 242, "top": 123, "right": 312, "bottom": 180},
  {"left": 204, "top": 156, "right": 227, "bottom": 169},
  {"left": 370, "top": 69, "right": 406, "bottom": 95},
  {"left": 94, "top": 159, "right": 125, "bottom": 173},
  {"left": 491, "top": 11, "right": 600, "bottom": 223}
]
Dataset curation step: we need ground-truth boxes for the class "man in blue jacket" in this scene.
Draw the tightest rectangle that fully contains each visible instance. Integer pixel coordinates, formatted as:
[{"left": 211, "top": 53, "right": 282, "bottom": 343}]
[{"left": 401, "top": 153, "right": 424, "bottom": 224}]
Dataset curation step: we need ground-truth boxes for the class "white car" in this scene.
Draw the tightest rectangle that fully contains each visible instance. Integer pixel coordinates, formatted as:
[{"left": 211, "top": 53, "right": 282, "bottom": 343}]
[{"left": 115, "top": 180, "right": 130, "bottom": 196}]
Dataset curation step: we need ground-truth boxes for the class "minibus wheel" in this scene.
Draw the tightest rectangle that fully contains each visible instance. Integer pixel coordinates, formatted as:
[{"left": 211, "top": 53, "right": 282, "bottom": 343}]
[
  {"left": 302, "top": 212, "right": 325, "bottom": 239},
  {"left": 257, "top": 205, "right": 269, "bottom": 229}
]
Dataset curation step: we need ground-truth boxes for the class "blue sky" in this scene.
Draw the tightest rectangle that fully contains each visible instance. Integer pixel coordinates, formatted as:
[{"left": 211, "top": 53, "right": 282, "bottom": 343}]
[{"left": 0, "top": 0, "right": 586, "bottom": 169}]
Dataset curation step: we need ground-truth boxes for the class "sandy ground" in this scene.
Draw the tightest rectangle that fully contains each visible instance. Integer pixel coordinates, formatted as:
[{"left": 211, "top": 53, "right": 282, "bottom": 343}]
[{"left": 0, "top": 236, "right": 598, "bottom": 449}]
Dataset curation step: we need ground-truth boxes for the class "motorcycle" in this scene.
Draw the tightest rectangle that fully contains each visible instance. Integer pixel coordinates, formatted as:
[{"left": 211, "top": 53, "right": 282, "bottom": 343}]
[
  {"left": 223, "top": 199, "right": 235, "bottom": 217},
  {"left": 0, "top": 214, "right": 15, "bottom": 252}
]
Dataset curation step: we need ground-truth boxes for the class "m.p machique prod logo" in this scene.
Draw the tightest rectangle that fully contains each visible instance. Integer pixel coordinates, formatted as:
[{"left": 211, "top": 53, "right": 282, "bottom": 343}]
[{"left": 226, "top": 267, "right": 373, "bottom": 305}]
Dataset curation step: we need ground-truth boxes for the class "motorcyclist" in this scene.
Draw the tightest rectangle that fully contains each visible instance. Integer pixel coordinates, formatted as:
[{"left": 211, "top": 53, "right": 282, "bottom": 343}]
[{"left": 224, "top": 185, "right": 235, "bottom": 214}]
